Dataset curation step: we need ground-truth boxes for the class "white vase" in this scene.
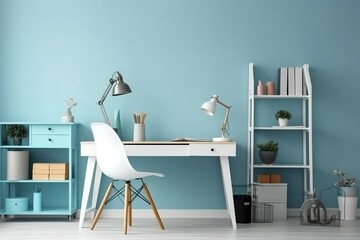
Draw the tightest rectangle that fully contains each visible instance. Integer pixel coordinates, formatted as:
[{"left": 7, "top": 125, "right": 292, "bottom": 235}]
[
  {"left": 338, "top": 196, "right": 358, "bottom": 220},
  {"left": 278, "top": 118, "right": 288, "bottom": 127}
]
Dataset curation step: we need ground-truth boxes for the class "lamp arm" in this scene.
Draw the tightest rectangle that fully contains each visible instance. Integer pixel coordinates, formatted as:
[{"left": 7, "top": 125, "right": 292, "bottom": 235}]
[
  {"left": 216, "top": 99, "right": 231, "bottom": 137},
  {"left": 220, "top": 106, "right": 231, "bottom": 137},
  {"left": 98, "top": 79, "right": 116, "bottom": 125}
]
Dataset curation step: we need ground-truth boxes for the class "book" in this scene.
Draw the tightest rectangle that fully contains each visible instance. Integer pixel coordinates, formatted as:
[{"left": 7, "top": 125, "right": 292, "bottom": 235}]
[
  {"left": 287, "top": 67, "right": 295, "bottom": 95},
  {"left": 295, "top": 67, "right": 303, "bottom": 96},
  {"left": 278, "top": 67, "right": 288, "bottom": 95}
]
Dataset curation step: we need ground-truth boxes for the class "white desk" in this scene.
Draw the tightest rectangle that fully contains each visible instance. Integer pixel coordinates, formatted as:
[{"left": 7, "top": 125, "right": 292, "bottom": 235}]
[{"left": 79, "top": 141, "right": 237, "bottom": 229}]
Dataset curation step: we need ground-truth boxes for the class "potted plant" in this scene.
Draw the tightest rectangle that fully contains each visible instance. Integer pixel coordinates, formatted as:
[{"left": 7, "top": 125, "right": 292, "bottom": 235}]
[
  {"left": 5, "top": 124, "right": 27, "bottom": 145},
  {"left": 256, "top": 140, "right": 279, "bottom": 164},
  {"left": 275, "top": 109, "right": 292, "bottom": 127},
  {"left": 333, "top": 169, "right": 357, "bottom": 220}
]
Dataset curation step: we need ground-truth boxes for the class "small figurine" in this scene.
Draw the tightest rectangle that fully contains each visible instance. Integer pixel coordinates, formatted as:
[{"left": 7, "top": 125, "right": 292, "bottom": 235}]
[{"left": 61, "top": 98, "right": 77, "bottom": 122}]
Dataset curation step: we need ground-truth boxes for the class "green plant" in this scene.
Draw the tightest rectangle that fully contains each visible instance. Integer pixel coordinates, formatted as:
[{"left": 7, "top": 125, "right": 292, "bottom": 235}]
[
  {"left": 333, "top": 169, "right": 356, "bottom": 187},
  {"left": 275, "top": 110, "right": 292, "bottom": 120},
  {"left": 256, "top": 140, "right": 279, "bottom": 151},
  {"left": 5, "top": 124, "right": 27, "bottom": 139}
]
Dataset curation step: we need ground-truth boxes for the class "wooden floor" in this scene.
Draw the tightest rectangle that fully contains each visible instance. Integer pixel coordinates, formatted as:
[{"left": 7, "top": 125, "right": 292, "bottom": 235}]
[{"left": 1, "top": 217, "right": 360, "bottom": 239}]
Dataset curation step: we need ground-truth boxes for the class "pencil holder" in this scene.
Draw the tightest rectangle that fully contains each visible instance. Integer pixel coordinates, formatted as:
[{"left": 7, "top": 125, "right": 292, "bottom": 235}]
[
  {"left": 33, "top": 192, "right": 42, "bottom": 212},
  {"left": 133, "top": 123, "right": 145, "bottom": 141}
]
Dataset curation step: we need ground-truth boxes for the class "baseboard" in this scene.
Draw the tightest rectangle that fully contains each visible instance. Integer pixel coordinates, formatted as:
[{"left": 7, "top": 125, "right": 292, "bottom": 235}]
[
  {"left": 77, "top": 209, "right": 230, "bottom": 219},
  {"left": 77, "top": 208, "right": 360, "bottom": 219}
]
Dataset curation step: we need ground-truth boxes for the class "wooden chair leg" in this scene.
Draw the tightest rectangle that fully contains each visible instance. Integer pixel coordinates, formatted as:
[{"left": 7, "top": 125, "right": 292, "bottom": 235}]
[
  {"left": 142, "top": 182, "right": 165, "bottom": 230},
  {"left": 91, "top": 181, "right": 113, "bottom": 230},
  {"left": 128, "top": 184, "right": 132, "bottom": 227},
  {"left": 123, "top": 182, "right": 131, "bottom": 235}
]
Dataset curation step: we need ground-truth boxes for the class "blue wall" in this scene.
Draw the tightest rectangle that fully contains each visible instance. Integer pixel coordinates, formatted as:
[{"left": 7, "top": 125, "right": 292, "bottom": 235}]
[{"left": 1, "top": 0, "right": 360, "bottom": 209}]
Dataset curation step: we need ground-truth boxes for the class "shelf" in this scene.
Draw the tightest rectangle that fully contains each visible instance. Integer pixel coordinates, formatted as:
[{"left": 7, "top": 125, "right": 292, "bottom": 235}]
[
  {"left": 253, "top": 164, "right": 311, "bottom": 169},
  {"left": 254, "top": 126, "right": 309, "bottom": 131},
  {"left": 253, "top": 95, "right": 309, "bottom": 100},
  {"left": 247, "top": 63, "right": 314, "bottom": 198},
  {"left": 0, "top": 208, "right": 76, "bottom": 215},
  {"left": 0, "top": 179, "right": 74, "bottom": 183}
]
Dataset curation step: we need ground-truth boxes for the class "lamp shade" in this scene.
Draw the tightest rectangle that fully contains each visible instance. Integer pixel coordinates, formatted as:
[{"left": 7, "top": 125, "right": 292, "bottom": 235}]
[
  {"left": 201, "top": 96, "right": 217, "bottom": 116},
  {"left": 112, "top": 72, "right": 132, "bottom": 96}
]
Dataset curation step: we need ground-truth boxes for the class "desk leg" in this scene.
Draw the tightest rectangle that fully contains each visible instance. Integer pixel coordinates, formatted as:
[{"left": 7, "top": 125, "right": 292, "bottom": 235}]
[
  {"left": 90, "top": 161, "right": 103, "bottom": 219},
  {"left": 79, "top": 156, "right": 96, "bottom": 229},
  {"left": 219, "top": 156, "right": 237, "bottom": 229}
]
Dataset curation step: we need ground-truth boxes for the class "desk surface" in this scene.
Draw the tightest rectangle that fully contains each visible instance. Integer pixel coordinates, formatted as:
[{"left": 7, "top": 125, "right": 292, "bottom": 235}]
[{"left": 81, "top": 141, "right": 236, "bottom": 157}]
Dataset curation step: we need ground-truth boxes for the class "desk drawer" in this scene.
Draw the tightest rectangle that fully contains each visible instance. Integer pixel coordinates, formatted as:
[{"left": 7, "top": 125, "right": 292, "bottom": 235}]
[
  {"left": 31, "top": 134, "right": 70, "bottom": 147},
  {"left": 189, "top": 143, "right": 236, "bottom": 156},
  {"left": 31, "top": 125, "right": 70, "bottom": 135}
]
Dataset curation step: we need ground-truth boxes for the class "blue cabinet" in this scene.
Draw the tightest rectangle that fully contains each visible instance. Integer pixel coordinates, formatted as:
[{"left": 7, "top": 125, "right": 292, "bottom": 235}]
[{"left": 0, "top": 122, "right": 78, "bottom": 220}]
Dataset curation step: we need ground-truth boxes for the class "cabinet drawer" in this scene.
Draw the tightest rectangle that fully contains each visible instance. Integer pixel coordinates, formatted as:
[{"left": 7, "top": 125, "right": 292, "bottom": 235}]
[
  {"left": 31, "top": 125, "right": 70, "bottom": 135},
  {"left": 31, "top": 135, "right": 70, "bottom": 147},
  {"left": 254, "top": 184, "right": 287, "bottom": 202},
  {"left": 189, "top": 143, "right": 236, "bottom": 156}
]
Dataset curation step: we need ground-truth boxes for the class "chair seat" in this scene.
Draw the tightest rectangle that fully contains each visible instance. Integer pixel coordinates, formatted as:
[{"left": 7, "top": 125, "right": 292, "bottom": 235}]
[{"left": 121, "top": 171, "right": 164, "bottom": 181}]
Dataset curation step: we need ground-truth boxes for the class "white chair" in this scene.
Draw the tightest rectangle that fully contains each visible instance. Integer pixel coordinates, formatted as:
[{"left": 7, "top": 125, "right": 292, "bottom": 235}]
[{"left": 90, "top": 122, "right": 165, "bottom": 234}]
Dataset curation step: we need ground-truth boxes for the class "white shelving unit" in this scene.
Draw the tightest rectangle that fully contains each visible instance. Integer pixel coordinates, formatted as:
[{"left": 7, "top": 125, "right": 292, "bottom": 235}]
[{"left": 247, "top": 63, "right": 313, "bottom": 197}]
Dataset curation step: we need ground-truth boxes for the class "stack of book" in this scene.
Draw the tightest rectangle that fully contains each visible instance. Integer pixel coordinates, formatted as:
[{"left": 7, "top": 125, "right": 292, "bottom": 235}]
[
  {"left": 278, "top": 67, "right": 307, "bottom": 96},
  {"left": 32, "top": 163, "right": 68, "bottom": 180}
]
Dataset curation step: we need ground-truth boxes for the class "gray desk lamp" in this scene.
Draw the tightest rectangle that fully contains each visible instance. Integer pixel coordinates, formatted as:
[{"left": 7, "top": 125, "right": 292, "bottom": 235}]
[
  {"left": 201, "top": 95, "right": 231, "bottom": 142},
  {"left": 98, "top": 71, "right": 132, "bottom": 125}
]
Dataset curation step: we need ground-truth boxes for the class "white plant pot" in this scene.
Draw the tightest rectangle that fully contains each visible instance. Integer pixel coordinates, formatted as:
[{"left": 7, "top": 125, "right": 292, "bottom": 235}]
[
  {"left": 338, "top": 196, "right": 358, "bottom": 220},
  {"left": 278, "top": 118, "right": 288, "bottom": 127}
]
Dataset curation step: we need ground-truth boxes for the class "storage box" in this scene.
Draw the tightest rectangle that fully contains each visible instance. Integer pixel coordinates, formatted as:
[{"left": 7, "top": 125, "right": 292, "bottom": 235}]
[
  {"left": 5, "top": 197, "right": 29, "bottom": 212},
  {"left": 49, "top": 174, "right": 69, "bottom": 180},
  {"left": 257, "top": 173, "right": 281, "bottom": 183},
  {"left": 32, "top": 174, "right": 49, "bottom": 180},
  {"left": 258, "top": 174, "right": 271, "bottom": 183}
]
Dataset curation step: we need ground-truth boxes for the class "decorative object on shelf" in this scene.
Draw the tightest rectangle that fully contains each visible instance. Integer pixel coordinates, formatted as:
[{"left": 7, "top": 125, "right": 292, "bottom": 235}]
[
  {"left": 201, "top": 95, "right": 232, "bottom": 142},
  {"left": 61, "top": 98, "right": 77, "bottom": 122},
  {"left": 5, "top": 124, "right": 27, "bottom": 145},
  {"left": 256, "top": 140, "right": 279, "bottom": 164},
  {"left": 33, "top": 186, "right": 42, "bottom": 212},
  {"left": 133, "top": 111, "right": 147, "bottom": 141},
  {"left": 98, "top": 71, "right": 132, "bottom": 125},
  {"left": 6, "top": 150, "right": 29, "bottom": 180},
  {"left": 266, "top": 81, "right": 275, "bottom": 95},
  {"left": 257, "top": 80, "right": 266, "bottom": 95},
  {"left": 275, "top": 109, "right": 292, "bottom": 127},
  {"left": 333, "top": 169, "right": 357, "bottom": 220},
  {"left": 114, "top": 109, "right": 121, "bottom": 136}
]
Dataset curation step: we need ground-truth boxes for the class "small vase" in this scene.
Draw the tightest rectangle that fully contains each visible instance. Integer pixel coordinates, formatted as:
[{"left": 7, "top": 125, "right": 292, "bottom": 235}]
[
  {"left": 266, "top": 81, "right": 275, "bottom": 95},
  {"left": 278, "top": 118, "right": 288, "bottom": 127},
  {"left": 258, "top": 151, "right": 278, "bottom": 165},
  {"left": 12, "top": 137, "right": 22, "bottom": 145},
  {"left": 33, "top": 192, "right": 42, "bottom": 212},
  {"left": 257, "top": 81, "right": 266, "bottom": 95},
  {"left": 61, "top": 113, "right": 74, "bottom": 123}
]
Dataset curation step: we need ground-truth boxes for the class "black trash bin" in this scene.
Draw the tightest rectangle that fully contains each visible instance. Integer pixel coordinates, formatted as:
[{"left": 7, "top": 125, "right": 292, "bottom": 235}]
[{"left": 233, "top": 194, "right": 252, "bottom": 223}]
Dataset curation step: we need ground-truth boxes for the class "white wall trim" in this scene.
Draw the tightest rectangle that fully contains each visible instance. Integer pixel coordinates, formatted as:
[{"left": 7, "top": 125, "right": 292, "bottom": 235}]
[
  {"left": 77, "top": 209, "right": 230, "bottom": 219},
  {"left": 78, "top": 208, "right": 360, "bottom": 219}
]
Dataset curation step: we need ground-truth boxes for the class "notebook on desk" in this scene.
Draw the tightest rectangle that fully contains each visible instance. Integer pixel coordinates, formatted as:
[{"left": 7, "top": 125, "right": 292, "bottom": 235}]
[{"left": 171, "top": 137, "right": 212, "bottom": 142}]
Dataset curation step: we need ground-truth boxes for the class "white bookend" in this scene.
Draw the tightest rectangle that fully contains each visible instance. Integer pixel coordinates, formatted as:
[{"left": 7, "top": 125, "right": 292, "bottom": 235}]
[
  {"left": 278, "top": 67, "right": 288, "bottom": 95},
  {"left": 295, "top": 67, "right": 303, "bottom": 96}
]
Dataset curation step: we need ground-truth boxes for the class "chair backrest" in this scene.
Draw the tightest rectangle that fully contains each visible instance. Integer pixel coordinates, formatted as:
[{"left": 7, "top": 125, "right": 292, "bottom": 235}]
[{"left": 90, "top": 122, "right": 136, "bottom": 180}]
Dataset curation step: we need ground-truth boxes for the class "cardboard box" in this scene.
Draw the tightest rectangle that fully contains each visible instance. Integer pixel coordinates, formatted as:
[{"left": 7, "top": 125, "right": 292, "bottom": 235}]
[
  {"left": 33, "top": 163, "right": 50, "bottom": 170},
  {"left": 257, "top": 173, "right": 281, "bottom": 183},
  {"left": 50, "top": 163, "right": 68, "bottom": 170},
  {"left": 49, "top": 174, "right": 69, "bottom": 180},
  {"left": 258, "top": 174, "right": 271, "bottom": 183},
  {"left": 32, "top": 174, "right": 49, "bottom": 180},
  {"left": 270, "top": 174, "right": 281, "bottom": 183}
]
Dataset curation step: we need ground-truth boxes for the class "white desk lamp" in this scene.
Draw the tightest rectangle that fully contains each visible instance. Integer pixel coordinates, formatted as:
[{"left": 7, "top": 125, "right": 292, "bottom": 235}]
[
  {"left": 98, "top": 71, "right": 132, "bottom": 125},
  {"left": 201, "top": 95, "right": 231, "bottom": 142}
]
